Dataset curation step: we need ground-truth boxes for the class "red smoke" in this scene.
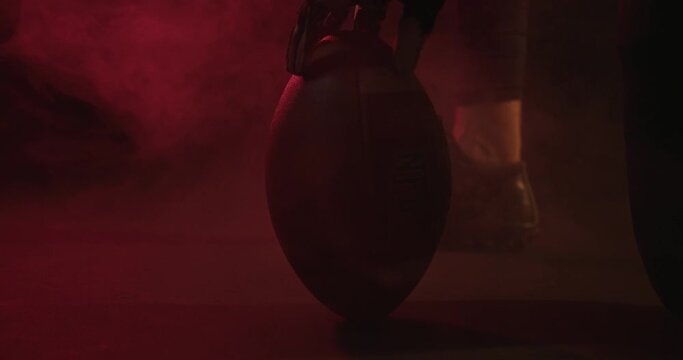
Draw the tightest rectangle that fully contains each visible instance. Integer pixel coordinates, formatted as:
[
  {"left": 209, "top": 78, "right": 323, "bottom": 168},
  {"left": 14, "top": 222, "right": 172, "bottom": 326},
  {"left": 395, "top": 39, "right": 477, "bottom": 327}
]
[
  {"left": 5, "top": 0, "right": 459, "bottom": 163},
  {"left": 9, "top": 0, "right": 298, "bottom": 156}
]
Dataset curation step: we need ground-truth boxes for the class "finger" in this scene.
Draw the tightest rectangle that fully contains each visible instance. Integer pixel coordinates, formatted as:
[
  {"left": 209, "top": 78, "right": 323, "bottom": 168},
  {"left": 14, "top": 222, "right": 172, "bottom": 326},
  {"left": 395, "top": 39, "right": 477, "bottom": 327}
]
[
  {"left": 287, "top": 0, "right": 356, "bottom": 74},
  {"left": 353, "top": 0, "right": 389, "bottom": 34},
  {"left": 323, "top": 6, "right": 351, "bottom": 36},
  {"left": 401, "top": 0, "right": 445, "bottom": 35},
  {"left": 394, "top": 0, "right": 445, "bottom": 72},
  {"left": 318, "top": 0, "right": 356, "bottom": 10}
]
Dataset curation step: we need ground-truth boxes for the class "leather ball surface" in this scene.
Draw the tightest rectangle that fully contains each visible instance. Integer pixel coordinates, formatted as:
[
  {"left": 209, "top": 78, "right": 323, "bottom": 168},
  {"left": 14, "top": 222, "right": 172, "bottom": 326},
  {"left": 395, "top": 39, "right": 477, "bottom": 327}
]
[{"left": 266, "top": 32, "right": 451, "bottom": 320}]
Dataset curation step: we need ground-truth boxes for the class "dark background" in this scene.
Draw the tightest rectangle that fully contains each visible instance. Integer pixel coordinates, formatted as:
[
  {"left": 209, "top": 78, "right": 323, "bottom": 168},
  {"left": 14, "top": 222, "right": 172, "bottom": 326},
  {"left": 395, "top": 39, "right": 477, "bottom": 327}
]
[{"left": 2, "top": 0, "right": 680, "bottom": 358}]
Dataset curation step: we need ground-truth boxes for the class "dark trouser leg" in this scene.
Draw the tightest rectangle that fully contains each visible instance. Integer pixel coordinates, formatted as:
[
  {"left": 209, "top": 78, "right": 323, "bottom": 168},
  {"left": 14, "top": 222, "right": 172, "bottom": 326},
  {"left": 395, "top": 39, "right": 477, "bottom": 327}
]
[
  {"left": 619, "top": 0, "right": 683, "bottom": 317},
  {"left": 441, "top": 0, "right": 537, "bottom": 252},
  {"left": 452, "top": 0, "right": 528, "bottom": 106}
]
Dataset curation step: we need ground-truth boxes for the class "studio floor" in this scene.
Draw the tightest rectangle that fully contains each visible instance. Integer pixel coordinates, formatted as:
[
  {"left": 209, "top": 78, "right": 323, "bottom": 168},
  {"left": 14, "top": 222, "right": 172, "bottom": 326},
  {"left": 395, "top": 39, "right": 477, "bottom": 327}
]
[{"left": 1, "top": 133, "right": 680, "bottom": 359}]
